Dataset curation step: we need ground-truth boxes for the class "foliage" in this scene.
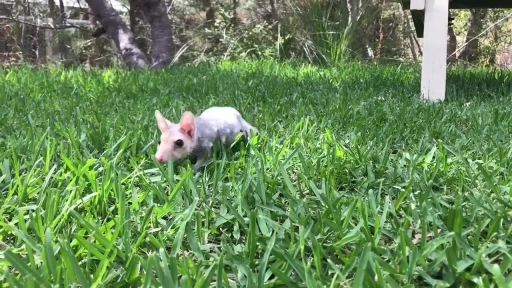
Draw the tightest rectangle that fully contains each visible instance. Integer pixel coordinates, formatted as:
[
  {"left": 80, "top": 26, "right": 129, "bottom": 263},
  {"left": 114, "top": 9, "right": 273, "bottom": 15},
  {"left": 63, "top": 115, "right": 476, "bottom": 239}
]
[
  {"left": 184, "top": 17, "right": 282, "bottom": 64},
  {"left": 284, "top": 0, "right": 353, "bottom": 65},
  {"left": 2, "top": 0, "right": 512, "bottom": 68},
  {"left": 451, "top": 9, "right": 512, "bottom": 66},
  {"left": 372, "top": 3, "right": 408, "bottom": 61},
  {"left": 1, "top": 60, "right": 512, "bottom": 286}
]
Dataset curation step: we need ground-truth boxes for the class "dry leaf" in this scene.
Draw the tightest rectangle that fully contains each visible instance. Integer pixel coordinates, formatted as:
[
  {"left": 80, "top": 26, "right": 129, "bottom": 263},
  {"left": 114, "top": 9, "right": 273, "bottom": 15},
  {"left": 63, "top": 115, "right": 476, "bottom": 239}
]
[{"left": 412, "top": 229, "right": 442, "bottom": 244}]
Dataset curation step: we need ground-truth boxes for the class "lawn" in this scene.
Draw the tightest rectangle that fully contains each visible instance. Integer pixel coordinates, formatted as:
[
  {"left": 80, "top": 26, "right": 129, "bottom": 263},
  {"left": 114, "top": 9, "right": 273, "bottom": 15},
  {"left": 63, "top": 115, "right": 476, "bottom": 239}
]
[{"left": 1, "top": 60, "right": 512, "bottom": 287}]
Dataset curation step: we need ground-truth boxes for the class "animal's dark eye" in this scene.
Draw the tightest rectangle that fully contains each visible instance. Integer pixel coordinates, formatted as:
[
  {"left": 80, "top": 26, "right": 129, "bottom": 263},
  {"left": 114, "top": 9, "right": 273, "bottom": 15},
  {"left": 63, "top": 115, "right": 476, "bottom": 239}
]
[{"left": 175, "top": 139, "right": 184, "bottom": 147}]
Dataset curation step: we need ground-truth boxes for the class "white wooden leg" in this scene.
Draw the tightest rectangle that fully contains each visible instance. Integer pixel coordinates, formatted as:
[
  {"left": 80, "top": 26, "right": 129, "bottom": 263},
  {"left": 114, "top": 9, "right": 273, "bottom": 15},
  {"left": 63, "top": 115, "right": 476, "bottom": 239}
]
[
  {"left": 410, "top": 0, "right": 425, "bottom": 10},
  {"left": 419, "top": 0, "right": 449, "bottom": 102}
]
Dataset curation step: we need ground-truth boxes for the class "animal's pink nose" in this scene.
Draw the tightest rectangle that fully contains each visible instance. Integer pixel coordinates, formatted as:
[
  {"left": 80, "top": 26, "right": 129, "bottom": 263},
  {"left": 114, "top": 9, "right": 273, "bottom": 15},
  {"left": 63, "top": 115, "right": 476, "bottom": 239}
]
[{"left": 157, "top": 157, "right": 164, "bottom": 163}]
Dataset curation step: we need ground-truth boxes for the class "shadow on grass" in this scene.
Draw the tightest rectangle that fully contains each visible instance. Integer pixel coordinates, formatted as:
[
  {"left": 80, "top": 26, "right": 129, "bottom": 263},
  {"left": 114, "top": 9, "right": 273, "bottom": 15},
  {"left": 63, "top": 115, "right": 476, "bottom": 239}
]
[
  {"left": 445, "top": 66, "right": 512, "bottom": 102},
  {"left": 200, "top": 61, "right": 512, "bottom": 104}
]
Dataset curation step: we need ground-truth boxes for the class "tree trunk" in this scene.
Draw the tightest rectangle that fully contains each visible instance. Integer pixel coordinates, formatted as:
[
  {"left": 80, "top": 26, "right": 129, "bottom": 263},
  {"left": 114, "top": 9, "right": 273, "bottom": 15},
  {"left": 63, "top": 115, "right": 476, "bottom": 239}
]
[
  {"left": 346, "top": 0, "right": 373, "bottom": 59},
  {"left": 57, "top": 0, "right": 73, "bottom": 65},
  {"left": 19, "top": 2, "right": 31, "bottom": 62},
  {"left": 403, "top": 10, "right": 419, "bottom": 61},
  {"left": 232, "top": 0, "right": 238, "bottom": 26},
  {"left": 0, "top": 3, "right": 9, "bottom": 59},
  {"left": 140, "top": 0, "right": 174, "bottom": 68},
  {"left": 376, "top": 0, "right": 385, "bottom": 58},
  {"left": 269, "top": 0, "right": 277, "bottom": 22},
  {"left": 47, "top": 0, "right": 60, "bottom": 62},
  {"left": 202, "top": 0, "right": 215, "bottom": 26},
  {"left": 458, "top": 9, "right": 487, "bottom": 63},
  {"left": 128, "top": 0, "right": 149, "bottom": 55},
  {"left": 447, "top": 25, "right": 457, "bottom": 63},
  {"left": 85, "top": 0, "right": 149, "bottom": 68},
  {"left": 346, "top": 0, "right": 358, "bottom": 34}
]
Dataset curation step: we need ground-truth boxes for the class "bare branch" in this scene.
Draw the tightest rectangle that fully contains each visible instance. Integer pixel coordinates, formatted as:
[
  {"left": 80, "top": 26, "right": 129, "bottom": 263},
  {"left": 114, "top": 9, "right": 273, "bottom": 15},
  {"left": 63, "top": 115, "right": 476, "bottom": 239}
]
[{"left": 0, "top": 15, "right": 92, "bottom": 32}]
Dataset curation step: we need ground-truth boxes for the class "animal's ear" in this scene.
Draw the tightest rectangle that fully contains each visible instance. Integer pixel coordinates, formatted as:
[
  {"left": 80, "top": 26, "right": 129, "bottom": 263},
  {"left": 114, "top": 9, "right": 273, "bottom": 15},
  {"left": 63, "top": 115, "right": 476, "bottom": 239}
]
[
  {"left": 179, "top": 111, "right": 195, "bottom": 138},
  {"left": 155, "top": 110, "right": 170, "bottom": 134}
]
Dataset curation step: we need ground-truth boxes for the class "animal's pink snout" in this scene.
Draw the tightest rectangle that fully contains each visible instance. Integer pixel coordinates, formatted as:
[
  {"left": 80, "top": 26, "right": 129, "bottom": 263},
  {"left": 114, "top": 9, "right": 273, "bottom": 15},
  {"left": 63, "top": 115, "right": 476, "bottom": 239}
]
[{"left": 156, "top": 156, "right": 164, "bottom": 163}]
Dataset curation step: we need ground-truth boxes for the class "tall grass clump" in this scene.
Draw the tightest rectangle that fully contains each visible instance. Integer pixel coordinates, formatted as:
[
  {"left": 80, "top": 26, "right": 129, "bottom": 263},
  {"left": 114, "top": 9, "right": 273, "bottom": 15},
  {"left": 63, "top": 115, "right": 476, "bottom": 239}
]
[
  {"left": 1, "top": 60, "right": 512, "bottom": 286},
  {"left": 307, "top": 0, "right": 351, "bottom": 64},
  {"left": 279, "top": 0, "right": 383, "bottom": 65},
  {"left": 278, "top": 0, "right": 353, "bottom": 65},
  {"left": 309, "top": 1, "right": 352, "bottom": 64}
]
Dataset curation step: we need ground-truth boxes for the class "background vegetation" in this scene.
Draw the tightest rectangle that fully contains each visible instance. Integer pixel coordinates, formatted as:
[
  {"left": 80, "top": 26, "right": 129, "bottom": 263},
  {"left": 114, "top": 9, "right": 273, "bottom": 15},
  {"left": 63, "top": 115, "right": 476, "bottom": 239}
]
[{"left": 0, "top": 0, "right": 511, "bottom": 68}]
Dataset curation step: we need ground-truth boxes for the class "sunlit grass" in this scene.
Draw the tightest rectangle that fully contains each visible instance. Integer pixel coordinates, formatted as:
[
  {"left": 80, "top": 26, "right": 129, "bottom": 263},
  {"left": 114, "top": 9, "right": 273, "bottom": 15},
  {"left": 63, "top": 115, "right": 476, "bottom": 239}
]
[{"left": 1, "top": 60, "right": 512, "bottom": 286}]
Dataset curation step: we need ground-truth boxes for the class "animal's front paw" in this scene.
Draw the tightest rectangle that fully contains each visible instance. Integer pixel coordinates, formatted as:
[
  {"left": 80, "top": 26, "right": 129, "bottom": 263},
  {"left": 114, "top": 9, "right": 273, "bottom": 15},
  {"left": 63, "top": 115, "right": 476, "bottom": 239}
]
[{"left": 192, "top": 158, "right": 207, "bottom": 172}]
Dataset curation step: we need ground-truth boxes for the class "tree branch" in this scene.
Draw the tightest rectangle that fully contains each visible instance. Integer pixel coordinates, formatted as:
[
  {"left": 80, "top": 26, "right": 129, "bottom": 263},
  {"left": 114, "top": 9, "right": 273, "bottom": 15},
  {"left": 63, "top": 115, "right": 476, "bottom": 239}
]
[
  {"left": 84, "top": 0, "right": 149, "bottom": 68},
  {"left": 0, "top": 16, "right": 92, "bottom": 32}
]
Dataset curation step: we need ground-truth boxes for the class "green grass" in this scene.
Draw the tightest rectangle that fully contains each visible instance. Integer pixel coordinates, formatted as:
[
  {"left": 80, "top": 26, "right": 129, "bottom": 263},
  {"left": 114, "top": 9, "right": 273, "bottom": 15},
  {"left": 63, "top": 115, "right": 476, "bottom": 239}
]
[{"left": 1, "top": 60, "right": 512, "bottom": 287}]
